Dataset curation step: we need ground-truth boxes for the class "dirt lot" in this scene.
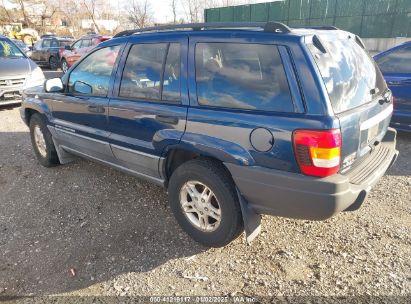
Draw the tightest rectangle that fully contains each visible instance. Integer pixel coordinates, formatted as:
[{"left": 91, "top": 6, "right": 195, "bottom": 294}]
[{"left": 0, "top": 106, "right": 410, "bottom": 301}]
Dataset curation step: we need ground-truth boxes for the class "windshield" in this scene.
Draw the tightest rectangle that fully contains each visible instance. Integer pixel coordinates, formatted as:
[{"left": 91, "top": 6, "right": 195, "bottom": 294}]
[
  {"left": 308, "top": 37, "right": 387, "bottom": 114},
  {"left": 0, "top": 39, "right": 25, "bottom": 58}
]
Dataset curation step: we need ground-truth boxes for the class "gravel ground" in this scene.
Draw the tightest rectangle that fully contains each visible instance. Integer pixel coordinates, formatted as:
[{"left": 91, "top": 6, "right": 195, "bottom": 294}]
[{"left": 0, "top": 106, "right": 410, "bottom": 301}]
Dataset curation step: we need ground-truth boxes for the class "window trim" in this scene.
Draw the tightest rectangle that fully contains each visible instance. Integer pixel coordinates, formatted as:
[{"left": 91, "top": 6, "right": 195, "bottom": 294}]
[
  {"left": 116, "top": 42, "right": 182, "bottom": 104},
  {"left": 193, "top": 41, "right": 298, "bottom": 114},
  {"left": 65, "top": 44, "right": 123, "bottom": 98}
]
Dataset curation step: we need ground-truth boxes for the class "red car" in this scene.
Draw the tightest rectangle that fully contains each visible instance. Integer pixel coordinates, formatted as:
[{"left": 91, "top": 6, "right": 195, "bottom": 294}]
[{"left": 60, "top": 34, "right": 111, "bottom": 73}]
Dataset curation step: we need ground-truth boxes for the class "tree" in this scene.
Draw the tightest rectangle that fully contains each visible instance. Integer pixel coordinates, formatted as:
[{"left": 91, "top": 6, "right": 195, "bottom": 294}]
[
  {"left": 127, "top": 0, "right": 153, "bottom": 29},
  {"left": 82, "top": 0, "right": 101, "bottom": 33},
  {"left": 171, "top": 0, "right": 177, "bottom": 24}
]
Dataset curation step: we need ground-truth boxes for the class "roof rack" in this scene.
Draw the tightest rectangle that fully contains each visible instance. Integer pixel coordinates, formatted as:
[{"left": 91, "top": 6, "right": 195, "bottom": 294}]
[
  {"left": 113, "top": 22, "right": 292, "bottom": 38},
  {"left": 293, "top": 25, "right": 339, "bottom": 30}
]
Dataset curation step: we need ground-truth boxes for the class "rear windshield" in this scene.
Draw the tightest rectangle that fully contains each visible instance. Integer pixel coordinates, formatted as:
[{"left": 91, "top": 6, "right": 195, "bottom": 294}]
[
  {"left": 308, "top": 37, "right": 387, "bottom": 113},
  {"left": 59, "top": 40, "right": 72, "bottom": 47}
]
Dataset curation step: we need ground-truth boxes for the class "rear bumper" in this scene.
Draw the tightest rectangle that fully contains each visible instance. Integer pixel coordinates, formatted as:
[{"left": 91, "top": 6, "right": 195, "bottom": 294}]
[{"left": 225, "top": 128, "right": 398, "bottom": 221}]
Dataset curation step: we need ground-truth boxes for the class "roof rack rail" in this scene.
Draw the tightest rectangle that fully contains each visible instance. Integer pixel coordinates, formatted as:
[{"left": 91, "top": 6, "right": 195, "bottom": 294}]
[
  {"left": 293, "top": 25, "right": 339, "bottom": 30},
  {"left": 113, "top": 22, "right": 292, "bottom": 38}
]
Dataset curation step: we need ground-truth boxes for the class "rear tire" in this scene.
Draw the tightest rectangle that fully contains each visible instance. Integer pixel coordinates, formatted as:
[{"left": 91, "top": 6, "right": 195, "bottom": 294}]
[
  {"left": 49, "top": 56, "right": 59, "bottom": 70},
  {"left": 29, "top": 113, "right": 60, "bottom": 167},
  {"left": 168, "top": 158, "right": 243, "bottom": 247}
]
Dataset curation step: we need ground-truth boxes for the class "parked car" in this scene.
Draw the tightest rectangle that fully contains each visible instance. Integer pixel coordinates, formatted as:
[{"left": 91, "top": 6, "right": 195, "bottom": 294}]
[
  {"left": 11, "top": 39, "right": 32, "bottom": 57},
  {"left": 20, "top": 23, "right": 398, "bottom": 247},
  {"left": 60, "top": 34, "right": 111, "bottom": 73},
  {"left": 374, "top": 41, "right": 411, "bottom": 132},
  {"left": 30, "top": 36, "right": 73, "bottom": 70},
  {"left": 0, "top": 35, "right": 45, "bottom": 106}
]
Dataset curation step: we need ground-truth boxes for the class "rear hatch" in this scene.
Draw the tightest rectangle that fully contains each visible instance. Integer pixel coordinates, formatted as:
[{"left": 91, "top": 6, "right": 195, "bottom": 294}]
[{"left": 307, "top": 33, "right": 393, "bottom": 173}]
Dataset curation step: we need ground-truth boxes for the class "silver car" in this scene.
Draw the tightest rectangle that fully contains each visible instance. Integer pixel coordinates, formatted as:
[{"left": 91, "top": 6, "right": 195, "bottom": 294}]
[{"left": 0, "top": 35, "right": 45, "bottom": 106}]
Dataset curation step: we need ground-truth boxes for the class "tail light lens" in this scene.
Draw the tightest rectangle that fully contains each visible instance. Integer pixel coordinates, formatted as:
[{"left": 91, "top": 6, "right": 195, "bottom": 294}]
[
  {"left": 293, "top": 129, "right": 341, "bottom": 177},
  {"left": 58, "top": 48, "right": 65, "bottom": 58}
]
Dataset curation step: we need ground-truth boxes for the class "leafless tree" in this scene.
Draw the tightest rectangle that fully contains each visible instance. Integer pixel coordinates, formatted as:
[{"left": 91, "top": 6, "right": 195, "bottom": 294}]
[
  {"left": 127, "top": 0, "right": 153, "bottom": 29},
  {"left": 0, "top": 0, "right": 12, "bottom": 22},
  {"left": 171, "top": 0, "right": 177, "bottom": 24},
  {"left": 82, "top": 0, "right": 101, "bottom": 33}
]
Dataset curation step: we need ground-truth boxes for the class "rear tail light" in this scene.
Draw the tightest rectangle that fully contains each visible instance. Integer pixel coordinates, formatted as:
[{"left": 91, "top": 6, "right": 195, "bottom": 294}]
[
  {"left": 293, "top": 129, "right": 341, "bottom": 177},
  {"left": 58, "top": 48, "right": 65, "bottom": 58}
]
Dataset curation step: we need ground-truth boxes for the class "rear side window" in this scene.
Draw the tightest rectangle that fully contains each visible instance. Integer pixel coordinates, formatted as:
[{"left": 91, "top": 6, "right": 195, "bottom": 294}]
[
  {"left": 59, "top": 40, "right": 72, "bottom": 47},
  {"left": 42, "top": 39, "right": 51, "bottom": 48},
  {"left": 195, "top": 43, "right": 294, "bottom": 112},
  {"left": 119, "top": 43, "right": 181, "bottom": 102},
  {"left": 308, "top": 37, "right": 387, "bottom": 114},
  {"left": 376, "top": 46, "right": 411, "bottom": 74}
]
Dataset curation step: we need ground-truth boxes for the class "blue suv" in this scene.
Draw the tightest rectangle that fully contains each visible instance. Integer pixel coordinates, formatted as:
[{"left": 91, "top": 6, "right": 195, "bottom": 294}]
[
  {"left": 20, "top": 23, "right": 399, "bottom": 247},
  {"left": 374, "top": 41, "right": 411, "bottom": 132}
]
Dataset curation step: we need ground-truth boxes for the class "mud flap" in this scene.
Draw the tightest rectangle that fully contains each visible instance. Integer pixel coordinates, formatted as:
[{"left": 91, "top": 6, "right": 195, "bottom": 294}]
[
  {"left": 236, "top": 188, "right": 261, "bottom": 244},
  {"left": 52, "top": 138, "right": 77, "bottom": 164}
]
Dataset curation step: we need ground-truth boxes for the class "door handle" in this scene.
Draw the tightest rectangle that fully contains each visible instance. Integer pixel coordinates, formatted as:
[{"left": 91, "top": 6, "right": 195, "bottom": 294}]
[
  {"left": 88, "top": 105, "right": 105, "bottom": 113},
  {"left": 155, "top": 115, "right": 178, "bottom": 125}
]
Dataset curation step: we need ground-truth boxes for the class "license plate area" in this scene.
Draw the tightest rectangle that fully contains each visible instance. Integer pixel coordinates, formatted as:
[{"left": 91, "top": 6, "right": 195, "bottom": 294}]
[{"left": 367, "top": 123, "right": 380, "bottom": 144}]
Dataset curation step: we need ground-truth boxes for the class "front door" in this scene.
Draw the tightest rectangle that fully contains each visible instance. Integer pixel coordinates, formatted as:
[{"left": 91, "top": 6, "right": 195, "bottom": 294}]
[
  {"left": 48, "top": 44, "right": 122, "bottom": 161},
  {"left": 108, "top": 34, "right": 188, "bottom": 180}
]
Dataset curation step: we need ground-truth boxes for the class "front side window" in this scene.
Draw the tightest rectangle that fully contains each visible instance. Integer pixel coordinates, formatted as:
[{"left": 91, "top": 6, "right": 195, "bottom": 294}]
[
  {"left": 81, "top": 39, "right": 92, "bottom": 48},
  {"left": 68, "top": 45, "right": 120, "bottom": 96},
  {"left": 195, "top": 43, "right": 294, "bottom": 112},
  {"left": 376, "top": 47, "right": 411, "bottom": 74},
  {"left": 119, "top": 43, "right": 181, "bottom": 102},
  {"left": 72, "top": 40, "right": 82, "bottom": 50}
]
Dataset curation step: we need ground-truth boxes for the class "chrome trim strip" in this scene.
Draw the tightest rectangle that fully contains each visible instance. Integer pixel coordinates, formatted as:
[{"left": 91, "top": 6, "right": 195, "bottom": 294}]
[
  {"left": 56, "top": 128, "right": 108, "bottom": 145},
  {"left": 111, "top": 144, "right": 160, "bottom": 159},
  {"left": 360, "top": 104, "right": 393, "bottom": 131}
]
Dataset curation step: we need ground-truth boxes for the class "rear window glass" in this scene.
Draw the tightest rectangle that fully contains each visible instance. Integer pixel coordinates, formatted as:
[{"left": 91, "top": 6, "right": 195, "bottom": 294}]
[
  {"left": 59, "top": 40, "right": 72, "bottom": 47},
  {"left": 195, "top": 43, "right": 294, "bottom": 112},
  {"left": 376, "top": 46, "right": 411, "bottom": 74},
  {"left": 308, "top": 37, "right": 387, "bottom": 114}
]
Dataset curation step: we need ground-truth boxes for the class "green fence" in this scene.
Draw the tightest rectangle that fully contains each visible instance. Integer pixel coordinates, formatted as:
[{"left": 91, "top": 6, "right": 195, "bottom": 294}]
[{"left": 205, "top": 0, "right": 411, "bottom": 38}]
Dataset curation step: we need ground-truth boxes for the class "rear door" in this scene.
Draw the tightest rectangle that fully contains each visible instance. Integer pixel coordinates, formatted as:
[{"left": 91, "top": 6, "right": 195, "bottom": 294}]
[
  {"left": 375, "top": 45, "right": 411, "bottom": 129},
  {"left": 108, "top": 34, "right": 188, "bottom": 180},
  {"left": 40, "top": 38, "right": 52, "bottom": 63},
  {"left": 308, "top": 34, "right": 393, "bottom": 172}
]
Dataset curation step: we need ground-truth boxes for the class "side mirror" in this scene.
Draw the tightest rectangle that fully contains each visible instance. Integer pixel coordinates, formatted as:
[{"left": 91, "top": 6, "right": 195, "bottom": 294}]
[
  {"left": 73, "top": 81, "right": 92, "bottom": 94},
  {"left": 64, "top": 45, "right": 72, "bottom": 50},
  {"left": 45, "top": 78, "right": 63, "bottom": 93}
]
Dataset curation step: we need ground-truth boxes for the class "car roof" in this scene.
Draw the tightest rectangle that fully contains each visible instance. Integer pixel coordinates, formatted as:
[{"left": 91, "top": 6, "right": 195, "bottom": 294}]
[
  {"left": 374, "top": 40, "right": 411, "bottom": 59},
  {"left": 112, "top": 22, "right": 342, "bottom": 39}
]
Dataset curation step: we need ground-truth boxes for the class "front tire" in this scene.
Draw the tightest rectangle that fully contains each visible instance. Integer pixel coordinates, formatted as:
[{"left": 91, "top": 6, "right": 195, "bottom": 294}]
[
  {"left": 29, "top": 113, "right": 60, "bottom": 167},
  {"left": 61, "top": 59, "right": 69, "bottom": 73},
  {"left": 168, "top": 159, "right": 243, "bottom": 247}
]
